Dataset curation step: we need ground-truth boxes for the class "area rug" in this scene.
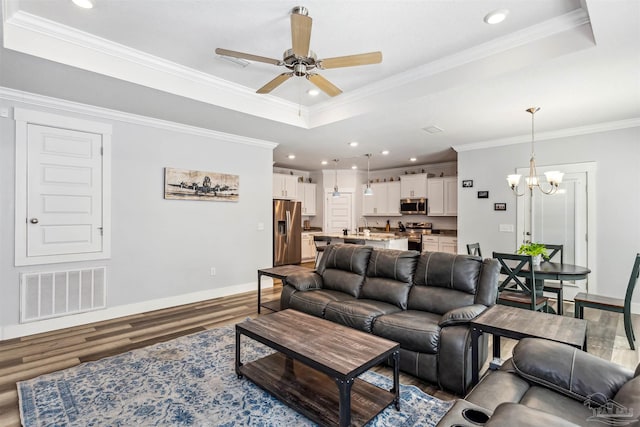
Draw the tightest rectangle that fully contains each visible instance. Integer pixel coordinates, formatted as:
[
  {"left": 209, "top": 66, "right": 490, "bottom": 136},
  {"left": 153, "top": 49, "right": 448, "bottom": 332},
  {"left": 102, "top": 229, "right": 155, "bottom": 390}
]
[{"left": 18, "top": 322, "right": 453, "bottom": 426}]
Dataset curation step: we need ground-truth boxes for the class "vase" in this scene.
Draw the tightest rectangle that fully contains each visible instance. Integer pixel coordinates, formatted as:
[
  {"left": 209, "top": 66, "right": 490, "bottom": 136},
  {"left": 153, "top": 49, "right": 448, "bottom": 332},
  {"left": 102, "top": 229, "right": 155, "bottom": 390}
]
[{"left": 532, "top": 255, "right": 542, "bottom": 266}]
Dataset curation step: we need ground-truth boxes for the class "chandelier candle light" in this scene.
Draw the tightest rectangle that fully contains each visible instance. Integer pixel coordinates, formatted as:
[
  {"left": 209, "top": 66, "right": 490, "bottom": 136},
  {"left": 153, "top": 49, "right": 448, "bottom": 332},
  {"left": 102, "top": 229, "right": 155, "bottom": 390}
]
[{"left": 507, "top": 107, "right": 563, "bottom": 196}]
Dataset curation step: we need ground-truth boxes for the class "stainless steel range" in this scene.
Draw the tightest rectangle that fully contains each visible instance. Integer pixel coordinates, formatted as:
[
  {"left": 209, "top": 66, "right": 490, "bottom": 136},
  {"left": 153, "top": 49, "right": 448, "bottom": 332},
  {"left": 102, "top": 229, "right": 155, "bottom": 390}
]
[{"left": 398, "top": 222, "right": 432, "bottom": 251}]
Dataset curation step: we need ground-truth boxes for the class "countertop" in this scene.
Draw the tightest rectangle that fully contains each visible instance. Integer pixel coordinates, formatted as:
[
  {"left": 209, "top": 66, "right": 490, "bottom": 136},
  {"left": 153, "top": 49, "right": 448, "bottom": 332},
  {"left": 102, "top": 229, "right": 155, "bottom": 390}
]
[{"left": 314, "top": 232, "right": 406, "bottom": 242}]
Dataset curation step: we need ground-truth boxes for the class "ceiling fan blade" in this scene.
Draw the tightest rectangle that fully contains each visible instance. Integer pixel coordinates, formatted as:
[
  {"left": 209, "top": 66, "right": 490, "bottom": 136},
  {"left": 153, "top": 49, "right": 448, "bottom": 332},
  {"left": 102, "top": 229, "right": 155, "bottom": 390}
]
[
  {"left": 307, "top": 74, "right": 342, "bottom": 97},
  {"left": 215, "top": 48, "right": 281, "bottom": 66},
  {"left": 257, "top": 73, "right": 293, "bottom": 94},
  {"left": 319, "top": 51, "right": 383, "bottom": 69},
  {"left": 291, "top": 13, "right": 312, "bottom": 57}
]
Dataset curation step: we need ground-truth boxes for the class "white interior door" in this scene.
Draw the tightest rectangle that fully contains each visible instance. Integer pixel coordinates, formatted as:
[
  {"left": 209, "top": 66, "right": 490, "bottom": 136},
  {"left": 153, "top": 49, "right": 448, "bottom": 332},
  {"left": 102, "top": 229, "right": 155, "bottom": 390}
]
[
  {"left": 516, "top": 166, "right": 590, "bottom": 299},
  {"left": 26, "top": 124, "right": 103, "bottom": 256},
  {"left": 325, "top": 193, "right": 352, "bottom": 233}
]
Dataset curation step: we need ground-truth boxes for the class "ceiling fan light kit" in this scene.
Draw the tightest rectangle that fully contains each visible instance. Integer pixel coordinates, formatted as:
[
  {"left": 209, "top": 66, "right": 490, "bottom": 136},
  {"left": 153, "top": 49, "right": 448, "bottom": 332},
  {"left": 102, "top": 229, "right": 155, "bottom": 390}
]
[{"left": 215, "top": 6, "right": 382, "bottom": 97}]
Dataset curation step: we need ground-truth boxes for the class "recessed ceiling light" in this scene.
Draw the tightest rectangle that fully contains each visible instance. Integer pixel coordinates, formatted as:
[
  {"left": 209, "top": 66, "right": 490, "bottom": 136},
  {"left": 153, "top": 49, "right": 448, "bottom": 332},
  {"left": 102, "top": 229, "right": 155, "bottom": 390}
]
[
  {"left": 321, "top": 160, "right": 328, "bottom": 165},
  {"left": 409, "top": 157, "right": 417, "bottom": 162},
  {"left": 307, "top": 89, "right": 320, "bottom": 96},
  {"left": 351, "top": 165, "right": 358, "bottom": 170},
  {"left": 287, "top": 154, "right": 295, "bottom": 159},
  {"left": 349, "top": 141, "right": 358, "bottom": 147},
  {"left": 484, "top": 9, "right": 509, "bottom": 25},
  {"left": 381, "top": 150, "right": 390, "bottom": 155},
  {"left": 72, "top": 0, "right": 94, "bottom": 9}
]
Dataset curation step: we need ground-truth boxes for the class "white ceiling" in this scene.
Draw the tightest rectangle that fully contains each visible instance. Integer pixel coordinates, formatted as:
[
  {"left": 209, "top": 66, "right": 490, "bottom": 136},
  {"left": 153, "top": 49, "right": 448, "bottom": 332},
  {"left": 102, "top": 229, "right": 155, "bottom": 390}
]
[{"left": 2, "top": 0, "right": 639, "bottom": 171}]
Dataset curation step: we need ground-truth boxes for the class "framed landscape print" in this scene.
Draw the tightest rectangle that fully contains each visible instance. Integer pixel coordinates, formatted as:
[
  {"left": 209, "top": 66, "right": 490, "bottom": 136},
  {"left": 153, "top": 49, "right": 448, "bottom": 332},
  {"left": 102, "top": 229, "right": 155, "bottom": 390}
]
[{"left": 164, "top": 167, "right": 239, "bottom": 202}]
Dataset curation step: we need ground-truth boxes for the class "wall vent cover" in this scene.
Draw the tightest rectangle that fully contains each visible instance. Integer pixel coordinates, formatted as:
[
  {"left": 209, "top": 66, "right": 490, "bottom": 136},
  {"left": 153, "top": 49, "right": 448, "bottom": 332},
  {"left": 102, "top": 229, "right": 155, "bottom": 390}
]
[{"left": 20, "top": 267, "right": 106, "bottom": 323}]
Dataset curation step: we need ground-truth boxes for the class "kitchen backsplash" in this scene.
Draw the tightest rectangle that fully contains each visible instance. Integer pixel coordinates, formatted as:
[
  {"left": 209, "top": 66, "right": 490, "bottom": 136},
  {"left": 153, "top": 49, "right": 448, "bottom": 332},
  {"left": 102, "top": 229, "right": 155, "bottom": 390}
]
[{"left": 365, "top": 215, "right": 457, "bottom": 231}]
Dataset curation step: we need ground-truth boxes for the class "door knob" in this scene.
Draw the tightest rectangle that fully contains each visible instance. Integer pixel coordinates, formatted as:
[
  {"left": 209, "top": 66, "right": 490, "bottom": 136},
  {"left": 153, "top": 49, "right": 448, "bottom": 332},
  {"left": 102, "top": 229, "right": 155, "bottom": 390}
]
[{"left": 29, "top": 218, "right": 39, "bottom": 224}]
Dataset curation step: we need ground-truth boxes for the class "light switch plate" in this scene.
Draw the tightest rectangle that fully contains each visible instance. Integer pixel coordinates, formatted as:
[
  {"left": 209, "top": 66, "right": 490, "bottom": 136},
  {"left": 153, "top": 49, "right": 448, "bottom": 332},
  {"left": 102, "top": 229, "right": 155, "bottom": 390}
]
[
  {"left": 257, "top": 222, "right": 264, "bottom": 231},
  {"left": 499, "top": 224, "right": 514, "bottom": 232}
]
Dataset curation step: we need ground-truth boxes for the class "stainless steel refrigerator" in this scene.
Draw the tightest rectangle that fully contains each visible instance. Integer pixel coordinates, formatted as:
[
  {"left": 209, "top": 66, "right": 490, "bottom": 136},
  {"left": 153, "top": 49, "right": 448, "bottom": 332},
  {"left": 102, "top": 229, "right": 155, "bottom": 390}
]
[{"left": 273, "top": 199, "right": 302, "bottom": 266}]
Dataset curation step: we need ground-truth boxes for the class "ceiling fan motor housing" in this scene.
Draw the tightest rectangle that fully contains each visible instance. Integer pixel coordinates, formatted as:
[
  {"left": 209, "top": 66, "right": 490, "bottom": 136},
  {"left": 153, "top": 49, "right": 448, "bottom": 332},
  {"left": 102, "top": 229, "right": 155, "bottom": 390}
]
[{"left": 283, "top": 48, "right": 317, "bottom": 75}]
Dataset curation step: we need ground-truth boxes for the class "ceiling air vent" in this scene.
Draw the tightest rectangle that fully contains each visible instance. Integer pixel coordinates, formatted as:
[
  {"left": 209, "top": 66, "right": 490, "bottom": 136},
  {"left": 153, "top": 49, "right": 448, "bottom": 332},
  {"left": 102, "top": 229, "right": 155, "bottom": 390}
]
[{"left": 422, "top": 125, "right": 444, "bottom": 134}]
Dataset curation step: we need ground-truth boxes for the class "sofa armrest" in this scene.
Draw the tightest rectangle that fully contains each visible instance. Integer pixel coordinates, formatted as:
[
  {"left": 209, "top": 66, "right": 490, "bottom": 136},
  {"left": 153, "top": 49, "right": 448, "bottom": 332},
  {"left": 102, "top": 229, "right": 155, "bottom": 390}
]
[
  {"left": 486, "top": 403, "right": 580, "bottom": 427},
  {"left": 284, "top": 271, "right": 323, "bottom": 291},
  {"left": 439, "top": 304, "right": 487, "bottom": 327},
  {"left": 512, "top": 338, "right": 633, "bottom": 403}
]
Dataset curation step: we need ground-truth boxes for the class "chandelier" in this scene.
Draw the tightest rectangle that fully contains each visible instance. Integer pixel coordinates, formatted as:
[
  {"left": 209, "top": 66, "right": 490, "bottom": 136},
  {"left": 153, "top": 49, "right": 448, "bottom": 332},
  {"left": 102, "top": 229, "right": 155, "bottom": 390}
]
[
  {"left": 332, "top": 159, "right": 340, "bottom": 197},
  {"left": 364, "top": 154, "right": 374, "bottom": 196},
  {"left": 507, "top": 107, "right": 563, "bottom": 196}
]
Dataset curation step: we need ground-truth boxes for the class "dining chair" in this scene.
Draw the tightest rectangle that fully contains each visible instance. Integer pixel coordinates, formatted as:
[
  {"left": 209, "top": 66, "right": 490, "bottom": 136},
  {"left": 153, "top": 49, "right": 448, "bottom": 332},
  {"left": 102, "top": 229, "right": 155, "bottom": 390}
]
[
  {"left": 542, "top": 244, "right": 564, "bottom": 315},
  {"left": 493, "top": 252, "right": 549, "bottom": 312},
  {"left": 313, "top": 236, "right": 331, "bottom": 267},
  {"left": 574, "top": 253, "right": 640, "bottom": 350},
  {"left": 343, "top": 238, "right": 366, "bottom": 245},
  {"left": 466, "top": 243, "right": 482, "bottom": 257}
]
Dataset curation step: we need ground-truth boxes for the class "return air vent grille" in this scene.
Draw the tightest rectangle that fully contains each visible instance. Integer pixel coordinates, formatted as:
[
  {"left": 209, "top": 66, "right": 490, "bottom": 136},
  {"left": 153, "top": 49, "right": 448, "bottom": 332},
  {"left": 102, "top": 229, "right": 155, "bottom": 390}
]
[{"left": 20, "top": 267, "right": 106, "bottom": 323}]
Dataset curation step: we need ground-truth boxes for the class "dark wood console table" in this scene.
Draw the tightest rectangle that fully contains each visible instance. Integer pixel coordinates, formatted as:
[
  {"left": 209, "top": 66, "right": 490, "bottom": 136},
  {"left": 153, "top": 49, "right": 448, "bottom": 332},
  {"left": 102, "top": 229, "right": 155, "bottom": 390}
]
[
  {"left": 470, "top": 304, "right": 588, "bottom": 386},
  {"left": 257, "top": 265, "right": 313, "bottom": 313}
]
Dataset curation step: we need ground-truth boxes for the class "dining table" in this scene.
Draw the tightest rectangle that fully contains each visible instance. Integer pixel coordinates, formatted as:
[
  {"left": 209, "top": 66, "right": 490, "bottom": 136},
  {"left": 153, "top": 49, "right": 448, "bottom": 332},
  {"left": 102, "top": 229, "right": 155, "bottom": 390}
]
[{"left": 500, "top": 260, "right": 591, "bottom": 314}]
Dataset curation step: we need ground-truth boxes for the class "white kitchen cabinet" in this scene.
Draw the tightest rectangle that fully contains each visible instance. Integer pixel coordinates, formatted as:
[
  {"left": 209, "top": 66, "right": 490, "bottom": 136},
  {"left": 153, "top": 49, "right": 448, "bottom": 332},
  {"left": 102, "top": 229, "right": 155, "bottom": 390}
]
[
  {"left": 421, "top": 235, "right": 458, "bottom": 254},
  {"left": 301, "top": 233, "right": 317, "bottom": 261},
  {"left": 273, "top": 174, "right": 299, "bottom": 199},
  {"left": 362, "top": 182, "right": 401, "bottom": 216},
  {"left": 427, "top": 177, "right": 457, "bottom": 216},
  {"left": 439, "top": 236, "right": 458, "bottom": 254},
  {"left": 422, "top": 236, "right": 439, "bottom": 252},
  {"left": 298, "top": 182, "right": 316, "bottom": 215},
  {"left": 386, "top": 181, "right": 401, "bottom": 215},
  {"left": 400, "top": 174, "right": 428, "bottom": 198}
]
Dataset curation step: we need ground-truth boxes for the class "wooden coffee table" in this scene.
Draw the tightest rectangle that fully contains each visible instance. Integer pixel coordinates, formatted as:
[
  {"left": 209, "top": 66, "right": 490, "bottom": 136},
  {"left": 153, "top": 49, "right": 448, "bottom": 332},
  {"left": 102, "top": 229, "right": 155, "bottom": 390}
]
[
  {"left": 235, "top": 309, "right": 400, "bottom": 427},
  {"left": 470, "top": 304, "right": 588, "bottom": 386}
]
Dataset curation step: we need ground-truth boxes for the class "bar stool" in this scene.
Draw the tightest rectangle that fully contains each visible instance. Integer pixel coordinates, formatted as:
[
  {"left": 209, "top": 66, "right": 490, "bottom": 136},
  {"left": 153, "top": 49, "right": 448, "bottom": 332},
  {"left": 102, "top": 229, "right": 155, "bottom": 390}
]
[{"left": 313, "top": 236, "right": 331, "bottom": 267}]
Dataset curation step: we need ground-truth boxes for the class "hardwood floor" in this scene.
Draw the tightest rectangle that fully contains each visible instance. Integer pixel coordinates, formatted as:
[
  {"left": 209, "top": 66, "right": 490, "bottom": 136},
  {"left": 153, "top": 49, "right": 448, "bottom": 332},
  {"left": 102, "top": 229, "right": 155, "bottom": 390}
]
[{"left": 1, "top": 271, "right": 638, "bottom": 426}]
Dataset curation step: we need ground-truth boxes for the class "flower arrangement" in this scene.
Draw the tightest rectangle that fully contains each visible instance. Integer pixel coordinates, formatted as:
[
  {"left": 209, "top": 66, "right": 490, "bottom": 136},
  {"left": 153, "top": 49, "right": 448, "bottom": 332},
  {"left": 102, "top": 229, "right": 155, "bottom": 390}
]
[{"left": 517, "top": 242, "right": 549, "bottom": 263}]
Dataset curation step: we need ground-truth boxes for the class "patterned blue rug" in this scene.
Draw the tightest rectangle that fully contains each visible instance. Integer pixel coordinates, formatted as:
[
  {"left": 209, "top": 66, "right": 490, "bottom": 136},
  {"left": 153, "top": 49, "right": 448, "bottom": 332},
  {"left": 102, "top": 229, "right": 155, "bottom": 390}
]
[{"left": 18, "top": 322, "right": 453, "bottom": 426}]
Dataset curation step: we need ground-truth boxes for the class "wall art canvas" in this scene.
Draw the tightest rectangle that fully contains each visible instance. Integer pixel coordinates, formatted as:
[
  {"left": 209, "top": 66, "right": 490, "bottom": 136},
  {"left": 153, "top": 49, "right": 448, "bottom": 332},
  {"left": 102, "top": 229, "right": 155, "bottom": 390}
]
[{"left": 164, "top": 167, "right": 239, "bottom": 202}]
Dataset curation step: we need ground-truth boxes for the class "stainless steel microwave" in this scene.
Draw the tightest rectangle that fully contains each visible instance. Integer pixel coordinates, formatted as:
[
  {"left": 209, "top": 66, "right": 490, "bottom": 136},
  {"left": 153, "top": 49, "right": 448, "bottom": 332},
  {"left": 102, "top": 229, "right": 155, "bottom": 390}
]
[{"left": 400, "top": 198, "right": 427, "bottom": 215}]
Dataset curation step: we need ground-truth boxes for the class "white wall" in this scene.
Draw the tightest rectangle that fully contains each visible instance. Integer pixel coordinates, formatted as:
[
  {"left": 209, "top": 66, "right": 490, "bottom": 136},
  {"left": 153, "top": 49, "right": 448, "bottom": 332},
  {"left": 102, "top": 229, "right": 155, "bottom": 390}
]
[
  {"left": 0, "top": 93, "right": 275, "bottom": 338},
  {"left": 457, "top": 127, "right": 640, "bottom": 307}
]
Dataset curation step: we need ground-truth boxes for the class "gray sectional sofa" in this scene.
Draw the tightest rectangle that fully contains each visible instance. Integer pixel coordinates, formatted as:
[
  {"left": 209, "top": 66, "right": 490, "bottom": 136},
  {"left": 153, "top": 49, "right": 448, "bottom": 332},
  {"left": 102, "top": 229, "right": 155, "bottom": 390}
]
[
  {"left": 437, "top": 337, "right": 640, "bottom": 427},
  {"left": 280, "top": 244, "right": 501, "bottom": 395}
]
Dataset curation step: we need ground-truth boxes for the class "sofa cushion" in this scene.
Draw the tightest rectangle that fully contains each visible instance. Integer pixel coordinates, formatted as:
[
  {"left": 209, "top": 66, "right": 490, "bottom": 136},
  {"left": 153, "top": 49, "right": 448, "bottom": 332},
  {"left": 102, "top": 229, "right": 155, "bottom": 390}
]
[
  {"left": 319, "top": 245, "right": 373, "bottom": 297},
  {"left": 519, "top": 386, "right": 594, "bottom": 427},
  {"left": 613, "top": 376, "right": 640, "bottom": 426},
  {"left": 409, "top": 252, "right": 483, "bottom": 315},
  {"left": 289, "top": 289, "right": 356, "bottom": 318},
  {"left": 512, "top": 338, "right": 633, "bottom": 404},
  {"left": 465, "top": 361, "right": 531, "bottom": 411},
  {"left": 361, "top": 249, "right": 419, "bottom": 309},
  {"left": 372, "top": 310, "right": 441, "bottom": 354},
  {"left": 439, "top": 304, "right": 487, "bottom": 327},
  {"left": 285, "top": 271, "right": 323, "bottom": 291},
  {"left": 324, "top": 300, "right": 401, "bottom": 333},
  {"left": 408, "top": 286, "right": 475, "bottom": 315},
  {"left": 485, "top": 402, "right": 582, "bottom": 427},
  {"left": 414, "top": 252, "right": 482, "bottom": 293}
]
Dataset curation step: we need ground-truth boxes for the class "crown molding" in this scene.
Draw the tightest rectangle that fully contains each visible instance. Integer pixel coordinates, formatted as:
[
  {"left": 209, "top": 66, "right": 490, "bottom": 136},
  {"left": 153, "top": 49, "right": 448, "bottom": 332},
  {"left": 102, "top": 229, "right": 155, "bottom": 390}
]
[
  {"left": 309, "top": 9, "right": 591, "bottom": 125},
  {"left": 3, "top": 5, "right": 591, "bottom": 131},
  {"left": 452, "top": 117, "right": 640, "bottom": 152},
  {"left": 3, "top": 10, "right": 310, "bottom": 128},
  {"left": 0, "top": 86, "right": 279, "bottom": 149}
]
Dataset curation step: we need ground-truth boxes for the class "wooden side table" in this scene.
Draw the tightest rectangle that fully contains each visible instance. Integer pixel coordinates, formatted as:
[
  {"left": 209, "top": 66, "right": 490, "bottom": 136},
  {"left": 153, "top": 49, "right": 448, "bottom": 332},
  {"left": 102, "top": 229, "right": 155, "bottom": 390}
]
[
  {"left": 470, "top": 304, "right": 588, "bottom": 386},
  {"left": 257, "top": 265, "right": 314, "bottom": 313}
]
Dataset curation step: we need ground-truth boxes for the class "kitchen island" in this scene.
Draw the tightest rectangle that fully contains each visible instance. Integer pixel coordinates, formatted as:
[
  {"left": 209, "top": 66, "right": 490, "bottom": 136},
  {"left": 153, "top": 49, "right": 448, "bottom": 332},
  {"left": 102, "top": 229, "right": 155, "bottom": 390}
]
[{"left": 314, "top": 233, "right": 408, "bottom": 251}]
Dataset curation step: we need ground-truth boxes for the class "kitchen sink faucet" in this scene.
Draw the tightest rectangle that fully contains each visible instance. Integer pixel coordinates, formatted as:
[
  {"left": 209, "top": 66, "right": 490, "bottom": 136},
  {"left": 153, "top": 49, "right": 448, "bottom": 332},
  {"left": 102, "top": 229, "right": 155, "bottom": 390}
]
[{"left": 357, "top": 217, "right": 369, "bottom": 236}]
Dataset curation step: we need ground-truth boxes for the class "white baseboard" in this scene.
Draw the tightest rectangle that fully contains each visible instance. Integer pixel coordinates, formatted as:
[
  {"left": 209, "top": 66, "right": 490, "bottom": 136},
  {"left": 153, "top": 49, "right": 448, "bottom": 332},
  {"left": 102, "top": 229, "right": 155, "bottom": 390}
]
[{"left": 0, "top": 278, "right": 273, "bottom": 340}]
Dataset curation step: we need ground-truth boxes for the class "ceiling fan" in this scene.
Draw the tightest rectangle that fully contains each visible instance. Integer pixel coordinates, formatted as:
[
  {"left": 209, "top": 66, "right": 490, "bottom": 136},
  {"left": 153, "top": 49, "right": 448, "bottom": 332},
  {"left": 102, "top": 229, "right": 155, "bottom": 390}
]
[{"left": 215, "top": 6, "right": 382, "bottom": 97}]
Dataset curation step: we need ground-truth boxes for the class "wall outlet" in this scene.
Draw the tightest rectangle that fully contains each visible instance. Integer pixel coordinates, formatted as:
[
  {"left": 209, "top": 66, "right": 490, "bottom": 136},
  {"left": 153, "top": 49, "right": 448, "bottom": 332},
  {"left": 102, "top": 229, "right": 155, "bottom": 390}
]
[
  {"left": 257, "top": 222, "right": 264, "bottom": 231},
  {"left": 210, "top": 267, "right": 216, "bottom": 276}
]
